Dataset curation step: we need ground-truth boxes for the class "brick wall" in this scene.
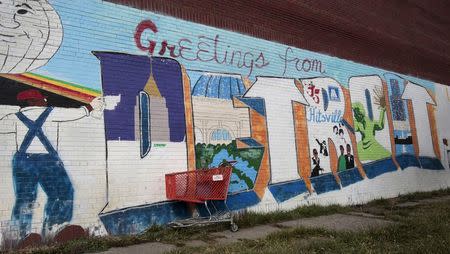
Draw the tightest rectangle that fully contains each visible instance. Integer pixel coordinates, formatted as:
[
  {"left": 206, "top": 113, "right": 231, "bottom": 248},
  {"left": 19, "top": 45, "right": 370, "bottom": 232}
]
[{"left": 0, "top": 0, "right": 449, "bottom": 248}]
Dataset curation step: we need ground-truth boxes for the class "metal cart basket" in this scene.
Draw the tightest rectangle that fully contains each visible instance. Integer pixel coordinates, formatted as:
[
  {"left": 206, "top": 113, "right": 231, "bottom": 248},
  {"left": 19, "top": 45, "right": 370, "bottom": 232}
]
[{"left": 165, "top": 164, "right": 238, "bottom": 232}]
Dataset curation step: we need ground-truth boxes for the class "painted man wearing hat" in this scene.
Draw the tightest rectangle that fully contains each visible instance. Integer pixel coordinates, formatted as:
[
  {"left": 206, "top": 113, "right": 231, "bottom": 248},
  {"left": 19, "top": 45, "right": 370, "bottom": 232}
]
[{"left": 0, "top": 89, "right": 103, "bottom": 241}]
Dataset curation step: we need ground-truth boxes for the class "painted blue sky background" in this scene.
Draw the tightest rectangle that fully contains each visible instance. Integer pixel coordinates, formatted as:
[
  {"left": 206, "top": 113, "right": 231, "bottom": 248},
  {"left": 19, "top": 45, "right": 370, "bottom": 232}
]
[{"left": 37, "top": 0, "right": 439, "bottom": 92}]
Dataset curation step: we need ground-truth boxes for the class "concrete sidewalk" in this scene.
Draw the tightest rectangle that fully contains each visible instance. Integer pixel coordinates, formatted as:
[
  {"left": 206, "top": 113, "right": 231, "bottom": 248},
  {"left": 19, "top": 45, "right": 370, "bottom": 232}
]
[
  {"left": 97, "top": 195, "right": 450, "bottom": 254},
  {"left": 98, "top": 213, "right": 395, "bottom": 254}
]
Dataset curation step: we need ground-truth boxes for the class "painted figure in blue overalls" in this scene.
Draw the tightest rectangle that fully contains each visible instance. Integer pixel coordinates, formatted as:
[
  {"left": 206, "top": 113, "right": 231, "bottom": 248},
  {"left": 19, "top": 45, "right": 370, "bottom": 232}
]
[{"left": 0, "top": 89, "right": 102, "bottom": 241}]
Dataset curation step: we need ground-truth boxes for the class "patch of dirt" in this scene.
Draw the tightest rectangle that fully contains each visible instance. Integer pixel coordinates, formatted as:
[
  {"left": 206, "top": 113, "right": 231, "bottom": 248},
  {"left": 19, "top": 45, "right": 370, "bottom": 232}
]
[{"left": 276, "top": 214, "right": 396, "bottom": 232}]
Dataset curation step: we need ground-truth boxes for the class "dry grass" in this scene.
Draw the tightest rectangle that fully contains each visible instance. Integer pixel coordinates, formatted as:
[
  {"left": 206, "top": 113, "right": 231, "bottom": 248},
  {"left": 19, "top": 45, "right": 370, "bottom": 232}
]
[{"left": 7, "top": 188, "right": 450, "bottom": 254}]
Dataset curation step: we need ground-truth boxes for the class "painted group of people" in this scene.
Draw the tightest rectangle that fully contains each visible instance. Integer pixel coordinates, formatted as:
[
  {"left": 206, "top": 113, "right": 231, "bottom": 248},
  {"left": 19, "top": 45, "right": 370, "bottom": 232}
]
[
  {"left": 338, "top": 143, "right": 355, "bottom": 172},
  {"left": 311, "top": 143, "right": 355, "bottom": 178},
  {"left": 333, "top": 124, "right": 347, "bottom": 145}
]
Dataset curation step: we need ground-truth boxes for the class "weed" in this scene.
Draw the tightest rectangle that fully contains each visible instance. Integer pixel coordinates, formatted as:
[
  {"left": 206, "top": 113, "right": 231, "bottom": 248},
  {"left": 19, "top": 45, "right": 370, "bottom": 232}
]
[
  {"left": 10, "top": 188, "right": 450, "bottom": 254},
  {"left": 235, "top": 204, "right": 351, "bottom": 228},
  {"left": 171, "top": 198, "right": 450, "bottom": 254}
]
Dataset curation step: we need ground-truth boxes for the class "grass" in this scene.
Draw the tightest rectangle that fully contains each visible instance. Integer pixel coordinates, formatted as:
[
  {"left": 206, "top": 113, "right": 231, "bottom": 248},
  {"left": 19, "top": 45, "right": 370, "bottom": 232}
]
[
  {"left": 365, "top": 188, "right": 450, "bottom": 206},
  {"left": 9, "top": 188, "right": 450, "bottom": 254},
  {"left": 13, "top": 226, "right": 221, "bottom": 254},
  {"left": 351, "top": 188, "right": 450, "bottom": 220},
  {"left": 13, "top": 205, "right": 349, "bottom": 254},
  {"left": 171, "top": 197, "right": 450, "bottom": 254},
  {"left": 234, "top": 204, "right": 351, "bottom": 228}
]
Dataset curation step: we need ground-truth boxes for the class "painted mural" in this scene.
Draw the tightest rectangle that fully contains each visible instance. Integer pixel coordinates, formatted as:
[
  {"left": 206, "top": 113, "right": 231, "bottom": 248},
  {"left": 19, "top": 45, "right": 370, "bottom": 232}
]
[
  {"left": 385, "top": 73, "right": 415, "bottom": 155},
  {"left": 0, "top": 0, "right": 62, "bottom": 74},
  {"left": 0, "top": 0, "right": 450, "bottom": 249}
]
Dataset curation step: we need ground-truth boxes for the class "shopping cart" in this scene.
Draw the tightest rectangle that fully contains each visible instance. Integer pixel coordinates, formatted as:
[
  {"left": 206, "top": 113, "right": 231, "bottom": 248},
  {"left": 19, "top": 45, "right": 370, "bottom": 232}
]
[{"left": 165, "top": 161, "right": 238, "bottom": 232}]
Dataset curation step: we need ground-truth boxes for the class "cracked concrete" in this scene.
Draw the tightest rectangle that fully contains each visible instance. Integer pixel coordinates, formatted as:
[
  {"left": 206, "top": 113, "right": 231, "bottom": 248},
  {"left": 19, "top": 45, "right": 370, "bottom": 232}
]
[
  {"left": 99, "top": 242, "right": 176, "bottom": 254},
  {"left": 96, "top": 195, "right": 450, "bottom": 253},
  {"left": 276, "top": 213, "right": 395, "bottom": 232},
  {"left": 97, "top": 213, "right": 396, "bottom": 253}
]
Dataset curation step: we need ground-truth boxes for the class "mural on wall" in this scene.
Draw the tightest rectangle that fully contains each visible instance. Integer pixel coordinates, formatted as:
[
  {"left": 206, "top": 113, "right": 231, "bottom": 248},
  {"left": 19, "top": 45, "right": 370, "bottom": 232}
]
[
  {"left": 231, "top": 92, "right": 271, "bottom": 203},
  {"left": 298, "top": 77, "right": 360, "bottom": 193},
  {"left": 94, "top": 52, "right": 193, "bottom": 215},
  {"left": 384, "top": 73, "right": 414, "bottom": 155},
  {"left": 402, "top": 81, "right": 436, "bottom": 157},
  {"left": 195, "top": 141, "right": 263, "bottom": 193},
  {"left": 189, "top": 71, "right": 263, "bottom": 193},
  {"left": 349, "top": 76, "right": 392, "bottom": 162},
  {"left": 0, "top": 0, "right": 62, "bottom": 74},
  {"left": 190, "top": 72, "right": 250, "bottom": 145},
  {"left": 0, "top": 91, "right": 103, "bottom": 241},
  {"left": 0, "top": 0, "right": 104, "bottom": 246},
  {"left": 301, "top": 78, "right": 353, "bottom": 175},
  {"left": 0, "top": 0, "right": 449, "bottom": 247},
  {"left": 401, "top": 80, "right": 443, "bottom": 169},
  {"left": 244, "top": 77, "right": 309, "bottom": 184},
  {"left": 435, "top": 86, "right": 450, "bottom": 169}
]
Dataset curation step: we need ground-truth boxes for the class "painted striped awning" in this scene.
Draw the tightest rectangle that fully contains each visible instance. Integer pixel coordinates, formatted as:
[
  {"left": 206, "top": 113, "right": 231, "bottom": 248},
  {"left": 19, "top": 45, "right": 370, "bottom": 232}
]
[{"left": 0, "top": 73, "right": 101, "bottom": 103}]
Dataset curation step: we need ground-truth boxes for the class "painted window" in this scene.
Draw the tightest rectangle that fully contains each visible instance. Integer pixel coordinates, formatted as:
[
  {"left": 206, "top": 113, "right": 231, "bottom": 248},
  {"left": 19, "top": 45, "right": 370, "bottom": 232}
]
[
  {"left": 211, "top": 129, "right": 232, "bottom": 141},
  {"left": 194, "top": 128, "right": 204, "bottom": 143},
  {"left": 365, "top": 89, "right": 374, "bottom": 120},
  {"left": 139, "top": 91, "right": 151, "bottom": 158},
  {"left": 390, "top": 79, "right": 406, "bottom": 121}
]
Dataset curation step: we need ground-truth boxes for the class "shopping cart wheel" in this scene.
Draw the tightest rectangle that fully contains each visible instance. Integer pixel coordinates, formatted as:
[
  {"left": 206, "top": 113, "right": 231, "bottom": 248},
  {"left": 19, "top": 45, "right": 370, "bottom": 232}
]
[{"left": 230, "top": 223, "right": 239, "bottom": 232}]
